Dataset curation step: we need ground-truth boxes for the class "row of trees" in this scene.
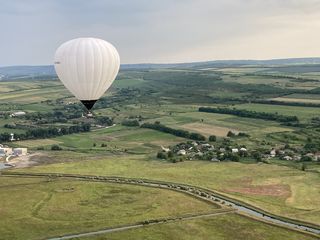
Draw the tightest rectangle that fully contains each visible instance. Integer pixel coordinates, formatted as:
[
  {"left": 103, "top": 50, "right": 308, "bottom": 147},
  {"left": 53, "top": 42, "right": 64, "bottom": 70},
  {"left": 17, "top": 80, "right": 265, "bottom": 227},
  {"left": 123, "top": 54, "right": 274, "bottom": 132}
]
[
  {"left": 199, "top": 107, "right": 299, "bottom": 123},
  {"left": 23, "top": 110, "right": 82, "bottom": 124},
  {"left": 141, "top": 122, "right": 206, "bottom": 141},
  {"left": 121, "top": 119, "right": 140, "bottom": 127},
  {"left": 0, "top": 123, "right": 91, "bottom": 141},
  {"left": 251, "top": 99, "right": 320, "bottom": 108}
]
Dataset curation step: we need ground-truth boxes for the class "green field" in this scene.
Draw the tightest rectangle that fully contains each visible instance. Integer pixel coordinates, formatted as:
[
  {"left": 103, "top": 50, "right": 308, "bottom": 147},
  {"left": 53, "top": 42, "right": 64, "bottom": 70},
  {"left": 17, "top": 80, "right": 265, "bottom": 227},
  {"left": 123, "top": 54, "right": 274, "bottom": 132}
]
[
  {"left": 0, "top": 176, "right": 218, "bottom": 240},
  {"left": 75, "top": 214, "right": 318, "bottom": 240},
  {"left": 19, "top": 154, "right": 320, "bottom": 225}
]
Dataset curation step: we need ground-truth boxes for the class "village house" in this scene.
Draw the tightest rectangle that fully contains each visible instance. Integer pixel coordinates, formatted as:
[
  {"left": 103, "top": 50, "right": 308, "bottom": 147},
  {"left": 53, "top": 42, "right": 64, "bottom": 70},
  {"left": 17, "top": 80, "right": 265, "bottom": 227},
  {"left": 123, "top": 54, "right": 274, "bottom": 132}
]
[
  {"left": 270, "top": 149, "right": 276, "bottom": 157},
  {"left": 283, "top": 156, "right": 293, "bottom": 161},
  {"left": 10, "top": 111, "right": 26, "bottom": 117},
  {"left": 177, "top": 149, "right": 186, "bottom": 156},
  {"left": 0, "top": 147, "right": 13, "bottom": 156},
  {"left": 314, "top": 153, "right": 320, "bottom": 161},
  {"left": 232, "top": 148, "right": 239, "bottom": 153},
  {"left": 13, "top": 148, "right": 28, "bottom": 156},
  {"left": 219, "top": 148, "right": 226, "bottom": 153}
]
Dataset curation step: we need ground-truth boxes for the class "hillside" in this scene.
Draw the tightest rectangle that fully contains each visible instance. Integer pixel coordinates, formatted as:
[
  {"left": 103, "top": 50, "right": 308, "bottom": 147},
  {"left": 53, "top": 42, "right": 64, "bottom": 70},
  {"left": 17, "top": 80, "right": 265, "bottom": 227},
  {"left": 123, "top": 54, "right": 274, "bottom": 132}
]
[{"left": 1, "top": 57, "right": 320, "bottom": 80}]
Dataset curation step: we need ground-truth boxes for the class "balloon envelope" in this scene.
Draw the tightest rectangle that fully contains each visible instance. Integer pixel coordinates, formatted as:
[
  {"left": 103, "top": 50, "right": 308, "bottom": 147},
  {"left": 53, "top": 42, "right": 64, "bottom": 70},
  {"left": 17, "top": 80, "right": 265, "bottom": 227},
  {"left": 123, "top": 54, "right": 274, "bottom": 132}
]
[{"left": 54, "top": 38, "right": 120, "bottom": 110}]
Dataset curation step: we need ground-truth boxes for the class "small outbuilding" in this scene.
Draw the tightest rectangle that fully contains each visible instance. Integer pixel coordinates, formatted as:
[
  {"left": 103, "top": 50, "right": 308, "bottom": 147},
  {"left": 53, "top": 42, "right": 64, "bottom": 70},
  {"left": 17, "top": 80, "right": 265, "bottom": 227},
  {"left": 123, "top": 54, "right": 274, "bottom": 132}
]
[{"left": 13, "top": 148, "right": 28, "bottom": 156}]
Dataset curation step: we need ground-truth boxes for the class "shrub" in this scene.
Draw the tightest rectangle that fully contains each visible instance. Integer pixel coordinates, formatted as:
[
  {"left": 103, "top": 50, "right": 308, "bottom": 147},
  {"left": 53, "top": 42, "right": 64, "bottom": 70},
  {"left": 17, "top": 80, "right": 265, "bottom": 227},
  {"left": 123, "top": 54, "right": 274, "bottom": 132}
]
[
  {"left": 51, "top": 144, "right": 62, "bottom": 151},
  {"left": 238, "top": 132, "right": 250, "bottom": 137},
  {"left": 252, "top": 151, "right": 262, "bottom": 162},
  {"left": 229, "top": 154, "right": 240, "bottom": 162}
]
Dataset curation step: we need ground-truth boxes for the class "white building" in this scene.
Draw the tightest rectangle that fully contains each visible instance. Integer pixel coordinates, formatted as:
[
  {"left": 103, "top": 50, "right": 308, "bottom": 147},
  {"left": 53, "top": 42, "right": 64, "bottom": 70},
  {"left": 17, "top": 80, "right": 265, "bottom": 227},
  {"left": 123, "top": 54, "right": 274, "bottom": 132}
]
[
  {"left": 13, "top": 148, "right": 27, "bottom": 156},
  {"left": 283, "top": 156, "right": 293, "bottom": 161},
  {"left": 177, "top": 149, "right": 186, "bottom": 156},
  {"left": 232, "top": 148, "right": 239, "bottom": 153},
  {"left": 10, "top": 111, "right": 26, "bottom": 117},
  {"left": 270, "top": 149, "right": 276, "bottom": 157},
  {"left": 0, "top": 148, "right": 13, "bottom": 156}
]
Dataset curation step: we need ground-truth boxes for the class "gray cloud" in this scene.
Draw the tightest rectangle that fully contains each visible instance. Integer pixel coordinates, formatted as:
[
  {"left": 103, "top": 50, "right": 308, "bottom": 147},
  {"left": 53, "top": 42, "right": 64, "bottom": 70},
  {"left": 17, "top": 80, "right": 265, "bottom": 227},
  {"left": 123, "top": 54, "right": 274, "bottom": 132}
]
[{"left": 1, "top": 0, "right": 320, "bottom": 66}]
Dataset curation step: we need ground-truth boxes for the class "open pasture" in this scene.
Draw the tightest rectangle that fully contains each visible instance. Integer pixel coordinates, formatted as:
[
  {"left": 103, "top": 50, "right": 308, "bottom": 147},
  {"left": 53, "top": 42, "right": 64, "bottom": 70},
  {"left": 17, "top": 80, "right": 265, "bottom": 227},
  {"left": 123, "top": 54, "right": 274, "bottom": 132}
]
[
  {"left": 21, "top": 154, "right": 320, "bottom": 225},
  {"left": 77, "top": 213, "right": 318, "bottom": 240},
  {"left": 0, "top": 176, "right": 217, "bottom": 240}
]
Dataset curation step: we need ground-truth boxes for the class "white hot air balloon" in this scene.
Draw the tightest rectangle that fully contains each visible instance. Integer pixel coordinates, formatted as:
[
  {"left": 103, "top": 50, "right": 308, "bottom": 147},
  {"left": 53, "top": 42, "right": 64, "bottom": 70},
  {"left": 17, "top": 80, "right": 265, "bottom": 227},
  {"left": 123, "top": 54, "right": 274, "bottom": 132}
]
[{"left": 54, "top": 37, "right": 120, "bottom": 111}]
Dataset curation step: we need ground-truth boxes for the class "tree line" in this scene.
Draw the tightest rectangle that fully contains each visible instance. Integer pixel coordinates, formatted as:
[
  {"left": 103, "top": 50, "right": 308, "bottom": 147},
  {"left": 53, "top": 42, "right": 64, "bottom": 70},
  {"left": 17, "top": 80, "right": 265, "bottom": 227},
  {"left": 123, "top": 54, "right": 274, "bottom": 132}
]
[
  {"left": 199, "top": 107, "right": 299, "bottom": 123},
  {"left": 141, "top": 122, "right": 206, "bottom": 141},
  {"left": 0, "top": 123, "right": 91, "bottom": 142},
  {"left": 251, "top": 99, "right": 320, "bottom": 108}
]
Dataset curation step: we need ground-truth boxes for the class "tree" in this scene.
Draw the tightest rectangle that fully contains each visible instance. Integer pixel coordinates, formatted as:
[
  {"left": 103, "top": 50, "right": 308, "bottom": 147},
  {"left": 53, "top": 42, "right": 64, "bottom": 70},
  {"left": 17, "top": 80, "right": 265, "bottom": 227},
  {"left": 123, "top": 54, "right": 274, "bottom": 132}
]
[
  {"left": 229, "top": 154, "right": 239, "bottom": 162},
  {"left": 238, "top": 132, "right": 250, "bottom": 137},
  {"left": 189, "top": 132, "right": 206, "bottom": 141},
  {"left": 301, "top": 155, "right": 313, "bottom": 162},
  {"left": 96, "top": 116, "right": 113, "bottom": 126},
  {"left": 157, "top": 152, "right": 167, "bottom": 159},
  {"left": 209, "top": 135, "right": 217, "bottom": 142},
  {"left": 252, "top": 151, "right": 262, "bottom": 162},
  {"left": 227, "top": 131, "right": 236, "bottom": 137}
]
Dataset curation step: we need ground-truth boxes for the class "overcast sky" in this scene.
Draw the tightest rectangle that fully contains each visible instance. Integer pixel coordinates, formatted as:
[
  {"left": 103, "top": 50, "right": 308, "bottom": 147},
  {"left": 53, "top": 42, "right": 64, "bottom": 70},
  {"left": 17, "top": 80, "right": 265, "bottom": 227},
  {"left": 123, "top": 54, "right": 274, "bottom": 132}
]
[{"left": 1, "top": 0, "right": 320, "bottom": 66}]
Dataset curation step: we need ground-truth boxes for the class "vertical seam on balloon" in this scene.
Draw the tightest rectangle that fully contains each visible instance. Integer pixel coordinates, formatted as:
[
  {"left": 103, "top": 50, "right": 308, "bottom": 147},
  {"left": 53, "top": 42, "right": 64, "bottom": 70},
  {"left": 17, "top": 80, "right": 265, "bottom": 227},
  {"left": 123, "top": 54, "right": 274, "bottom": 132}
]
[
  {"left": 89, "top": 39, "right": 95, "bottom": 100},
  {"left": 96, "top": 40, "right": 106, "bottom": 99},
  {"left": 92, "top": 39, "right": 104, "bottom": 100},
  {"left": 75, "top": 39, "right": 83, "bottom": 100},
  {"left": 67, "top": 41, "right": 78, "bottom": 99}
]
